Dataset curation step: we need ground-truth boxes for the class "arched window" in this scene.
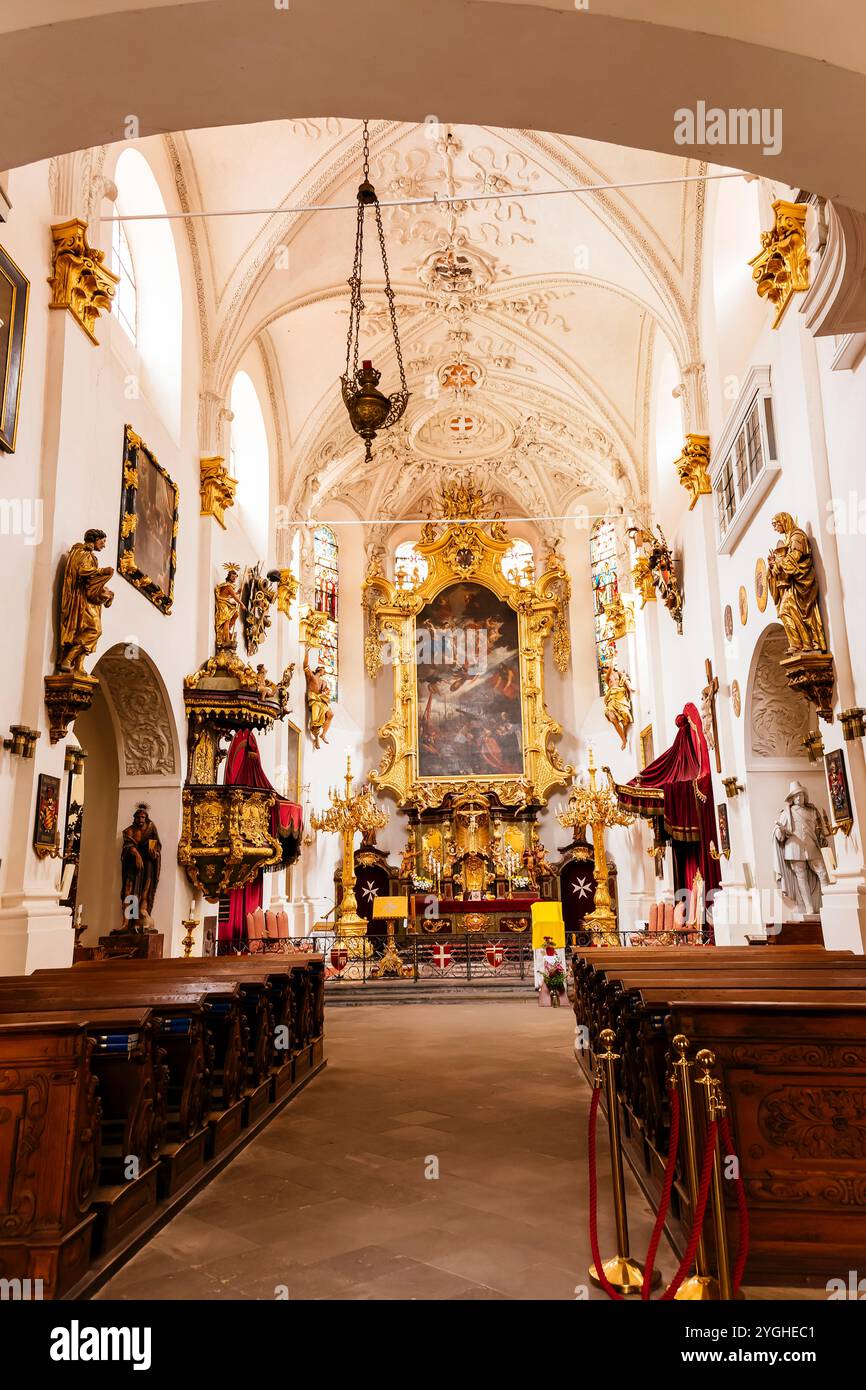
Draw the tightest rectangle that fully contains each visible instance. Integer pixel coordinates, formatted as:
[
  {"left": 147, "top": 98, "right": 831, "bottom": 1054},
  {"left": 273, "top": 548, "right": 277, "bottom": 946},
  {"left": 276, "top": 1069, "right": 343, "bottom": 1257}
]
[
  {"left": 111, "top": 215, "right": 137, "bottom": 343},
  {"left": 394, "top": 541, "right": 429, "bottom": 588},
  {"left": 112, "top": 147, "right": 183, "bottom": 439},
  {"left": 503, "top": 539, "right": 535, "bottom": 585},
  {"left": 229, "top": 370, "right": 269, "bottom": 553},
  {"left": 590, "top": 518, "right": 619, "bottom": 693},
  {"left": 313, "top": 525, "right": 339, "bottom": 700}
]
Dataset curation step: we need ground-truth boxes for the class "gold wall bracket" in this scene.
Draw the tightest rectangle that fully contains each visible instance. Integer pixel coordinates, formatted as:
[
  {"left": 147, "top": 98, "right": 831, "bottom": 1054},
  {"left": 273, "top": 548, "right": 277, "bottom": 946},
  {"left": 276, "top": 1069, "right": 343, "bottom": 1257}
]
[
  {"left": 199, "top": 456, "right": 238, "bottom": 528},
  {"left": 48, "top": 218, "right": 118, "bottom": 344}
]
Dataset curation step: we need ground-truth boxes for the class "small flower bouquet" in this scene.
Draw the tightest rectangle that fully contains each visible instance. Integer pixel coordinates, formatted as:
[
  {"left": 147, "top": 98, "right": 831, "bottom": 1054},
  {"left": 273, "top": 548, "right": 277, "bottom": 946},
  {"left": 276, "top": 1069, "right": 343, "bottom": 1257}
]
[
  {"left": 542, "top": 960, "right": 567, "bottom": 1006},
  {"left": 511, "top": 874, "right": 532, "bottom": 890},
  {"left": 412, "top": 875, "right": 434, "bottom": 892}
]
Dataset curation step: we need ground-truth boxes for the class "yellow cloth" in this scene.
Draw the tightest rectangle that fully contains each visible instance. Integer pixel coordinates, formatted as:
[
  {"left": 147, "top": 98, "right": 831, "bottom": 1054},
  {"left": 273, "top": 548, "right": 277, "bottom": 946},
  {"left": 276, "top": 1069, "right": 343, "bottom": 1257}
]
[{"left": 531, "top": 901, "right": 565, "bottom": 949}]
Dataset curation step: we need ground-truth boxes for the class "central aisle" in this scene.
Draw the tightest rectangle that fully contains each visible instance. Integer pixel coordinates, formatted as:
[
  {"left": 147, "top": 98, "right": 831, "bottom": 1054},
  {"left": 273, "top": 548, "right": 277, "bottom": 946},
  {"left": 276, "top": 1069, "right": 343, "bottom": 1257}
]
[{"left": 98, "top": 1001, "right": 671, "bottom": 1301}]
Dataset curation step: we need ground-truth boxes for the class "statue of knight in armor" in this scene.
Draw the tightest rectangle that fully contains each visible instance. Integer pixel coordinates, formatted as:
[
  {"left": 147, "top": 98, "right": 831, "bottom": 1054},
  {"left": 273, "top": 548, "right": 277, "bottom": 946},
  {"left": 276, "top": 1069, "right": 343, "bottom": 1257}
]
[{"left": 773, "top": 780, "right": 830, "bottom": 917}]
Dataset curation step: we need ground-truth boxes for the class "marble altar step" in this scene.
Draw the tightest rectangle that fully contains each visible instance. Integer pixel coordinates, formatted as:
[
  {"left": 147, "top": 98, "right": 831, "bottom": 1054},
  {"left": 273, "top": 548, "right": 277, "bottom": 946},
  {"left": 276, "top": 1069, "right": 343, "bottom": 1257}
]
[{"left": 325, "top": 978, "right": 538, "bottom": 1006}]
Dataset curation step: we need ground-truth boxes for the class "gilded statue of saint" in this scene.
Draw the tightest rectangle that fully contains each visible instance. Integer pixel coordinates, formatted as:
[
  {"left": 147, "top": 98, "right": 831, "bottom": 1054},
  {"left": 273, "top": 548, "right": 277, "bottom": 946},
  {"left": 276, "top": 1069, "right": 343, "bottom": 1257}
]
[
  {"left": 214, "top": 563, "right": 244, "bottom": 651},
  {"left": 57, "top": 529, "right": 115, "bottom": 673},
  {"left": 303, "top": 649, "right": 334, "bottom": 748},
  {"left": 767, "top": 513, "right": 827, "bottom": 654},
  {"left": 603, "top": 665, "right": 634, "bottom": 750}
]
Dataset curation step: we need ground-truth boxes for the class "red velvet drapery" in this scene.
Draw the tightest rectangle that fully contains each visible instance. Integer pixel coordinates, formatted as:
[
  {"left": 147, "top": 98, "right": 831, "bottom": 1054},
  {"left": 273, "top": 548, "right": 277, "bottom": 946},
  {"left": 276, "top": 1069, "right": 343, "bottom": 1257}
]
[
  {"left": 221, "top": 730, "right": 303, "bottom": 950},
  {"left": 617, "top": 702, "right": 721, "bottom": 906}
]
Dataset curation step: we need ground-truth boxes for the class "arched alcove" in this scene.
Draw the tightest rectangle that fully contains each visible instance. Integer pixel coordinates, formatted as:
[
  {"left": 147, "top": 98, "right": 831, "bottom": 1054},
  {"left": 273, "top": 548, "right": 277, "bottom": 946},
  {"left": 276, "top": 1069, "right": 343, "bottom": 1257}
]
[
  {"left": 73, "top": 644, "right": 181, "bottom": 947},
  {"left": 113, "top": 147, "right": 183, "bottom": 441}
]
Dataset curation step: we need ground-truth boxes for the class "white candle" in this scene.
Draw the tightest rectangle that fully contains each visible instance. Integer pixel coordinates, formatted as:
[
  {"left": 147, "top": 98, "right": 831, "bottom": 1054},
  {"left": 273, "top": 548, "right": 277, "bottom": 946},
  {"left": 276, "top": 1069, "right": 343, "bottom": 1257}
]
[{"left": 76, "top": 904, "right": 83, "bottom": 923}]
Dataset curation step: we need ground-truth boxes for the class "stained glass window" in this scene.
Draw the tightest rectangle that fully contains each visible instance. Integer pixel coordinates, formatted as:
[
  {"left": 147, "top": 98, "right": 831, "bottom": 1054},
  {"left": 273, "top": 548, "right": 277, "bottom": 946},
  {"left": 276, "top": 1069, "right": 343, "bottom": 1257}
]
[
  {"left": 394, "top": 541, "right": 429, "bottom": 588},
  {"left": 313, "top": 525, "right": 339, "bottom": 701},
  {"left": 590, "top": 519, "right": 619, "bottom": 694},
  {"left": 503, "top": 539, "right": 535, "bottom": 585}
]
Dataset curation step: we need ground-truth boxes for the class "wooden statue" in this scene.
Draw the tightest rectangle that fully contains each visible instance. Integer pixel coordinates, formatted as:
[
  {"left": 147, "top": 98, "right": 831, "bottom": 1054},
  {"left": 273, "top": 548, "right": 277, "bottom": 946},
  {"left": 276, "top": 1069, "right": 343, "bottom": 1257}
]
[
  {"left": 57, "top": 529, "right": 114, "bottom": 673},
  {"left": 767, "top": 512, "right": 827, "bottom": 654},
  {"left": 603, "top": 665, "right": 634, "bottom": 750},
  {"left": 119, "top": 803, "right": 162, "bottom": 931},
  {"left": 303, "top": 649, "right": 334, "bottom": 748}
]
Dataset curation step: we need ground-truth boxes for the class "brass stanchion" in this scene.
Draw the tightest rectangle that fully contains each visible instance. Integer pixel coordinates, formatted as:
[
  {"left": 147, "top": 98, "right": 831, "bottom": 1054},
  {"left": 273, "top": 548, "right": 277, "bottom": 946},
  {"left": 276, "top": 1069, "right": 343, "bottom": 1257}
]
[
  {"left": 589, "top": 1028, "right": 660, "bottom": 1295},
  {"left": 696, "top": 1048, "right": 738, "bottom": 1302},
  {"left": 671, "top": 1034, "right": 719, "bottom": 1300}
]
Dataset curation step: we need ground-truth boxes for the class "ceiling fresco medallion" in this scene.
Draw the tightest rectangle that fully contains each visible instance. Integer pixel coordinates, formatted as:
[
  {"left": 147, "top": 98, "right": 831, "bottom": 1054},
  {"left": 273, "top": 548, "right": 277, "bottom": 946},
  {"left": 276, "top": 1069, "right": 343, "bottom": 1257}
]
[
  {"left": 739, "top": 585, "right": 749, "bottom": 626},
  {"left": 724, "top": 604, "right": 734, "bottom": 642},
  {"left": 731, "top": 679, "right": 742, "bottom": 718},
  {"left": 412, "top": 405, "right": 512, "bottom": 461}
]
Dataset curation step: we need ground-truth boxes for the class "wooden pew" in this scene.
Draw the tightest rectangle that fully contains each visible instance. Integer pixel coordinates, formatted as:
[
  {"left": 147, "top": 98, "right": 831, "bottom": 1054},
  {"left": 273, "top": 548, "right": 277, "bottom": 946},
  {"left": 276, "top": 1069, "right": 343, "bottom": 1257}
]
[
  {"left": 0, "top": 976, "right": 242, "bottom": 1175},
  {"left": 571, "top": 948, "right": 866, "bottom": 1283},
  {"left": 70, "top": 953, "right": 326, "bottom": 1086},
  {"left": 0, "top": 1011, "right": 112, "bottom": 1294}
]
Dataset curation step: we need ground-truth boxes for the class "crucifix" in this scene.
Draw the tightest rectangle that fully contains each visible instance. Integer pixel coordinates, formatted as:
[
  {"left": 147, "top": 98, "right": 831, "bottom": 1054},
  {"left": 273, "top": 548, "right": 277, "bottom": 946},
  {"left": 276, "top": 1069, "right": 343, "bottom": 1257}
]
[{"left": 702, "top": 657, "right": 722, "bottom": 774}]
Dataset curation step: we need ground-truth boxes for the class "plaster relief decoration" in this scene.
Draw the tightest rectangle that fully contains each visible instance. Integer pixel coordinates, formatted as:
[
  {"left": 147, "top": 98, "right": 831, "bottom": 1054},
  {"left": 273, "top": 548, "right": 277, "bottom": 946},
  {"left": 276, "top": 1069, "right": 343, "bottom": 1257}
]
[
  {"left": 767, "top": 512, "right": 836, "bottom": 723},
  {"left": 749, "top": 200, "right": 810, "bottom": 328},
  {"left": 750, "top": 627, "right": 810, "bottom": 758},
  {"left": 44, "top": 527, "right": 114, "bottom": 744},
  {"left": 628, "top": 523, "right": 683, "bottom": 633},
  {"left": 48, "top": 217, "right": 118, "bottom": 344},
  {"left": 674, "top": 433, "right": 712, "bottom": 509},
  {"left": 413, "top": 404, "right": 512, "bottom": 461},
  {"left": 98, "top": 647, "right": 177, "bottom": 777},
  {"left": 199, "top": 455, "right": 237, "bottom": 528}
]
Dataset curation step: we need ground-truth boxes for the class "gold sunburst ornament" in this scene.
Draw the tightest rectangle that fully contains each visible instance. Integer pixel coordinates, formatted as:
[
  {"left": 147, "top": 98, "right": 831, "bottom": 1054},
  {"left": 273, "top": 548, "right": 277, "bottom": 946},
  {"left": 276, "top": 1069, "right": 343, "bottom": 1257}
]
[{"left": 341, "top": 120, "right": 409, "bottom": 461}]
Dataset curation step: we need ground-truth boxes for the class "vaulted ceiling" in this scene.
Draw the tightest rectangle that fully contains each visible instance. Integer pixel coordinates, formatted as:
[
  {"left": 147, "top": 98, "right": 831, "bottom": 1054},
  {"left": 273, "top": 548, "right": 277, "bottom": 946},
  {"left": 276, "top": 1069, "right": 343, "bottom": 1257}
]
[{"left": 167, "top": 118, "right": 709, "bottom": 533}]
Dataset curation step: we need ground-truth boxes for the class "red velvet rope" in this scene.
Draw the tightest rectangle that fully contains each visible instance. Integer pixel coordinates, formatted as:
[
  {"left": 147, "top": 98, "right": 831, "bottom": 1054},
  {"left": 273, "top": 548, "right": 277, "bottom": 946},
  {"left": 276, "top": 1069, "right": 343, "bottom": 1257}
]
[
  {"left": 641, "top": 1085, "right": 680, "bottom": 1299},
  {"left": 587, "top": 1083, "right": 624, "bottom": 1300},
  {"left": 661, "top": 1115, "right": 718, "bottom": 1300},
  {"left": 719, "top": 1113, "right": 750, "bottom": 1293}
]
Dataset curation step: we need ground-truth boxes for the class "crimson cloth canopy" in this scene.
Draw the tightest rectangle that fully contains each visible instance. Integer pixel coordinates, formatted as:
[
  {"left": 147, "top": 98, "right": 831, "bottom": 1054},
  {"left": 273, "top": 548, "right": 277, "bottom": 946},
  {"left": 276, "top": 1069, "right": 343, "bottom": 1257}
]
[
  {"left": 615, "top": 702, "right": 721, "bottom": 902},
  {"left": 222, "top": 730, "right": 303, "bottom": 948}
]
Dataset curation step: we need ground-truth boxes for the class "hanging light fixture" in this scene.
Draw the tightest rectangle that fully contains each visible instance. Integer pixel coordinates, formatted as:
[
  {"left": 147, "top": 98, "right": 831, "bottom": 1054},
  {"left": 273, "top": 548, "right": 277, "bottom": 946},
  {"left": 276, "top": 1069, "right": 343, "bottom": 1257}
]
[{"left": 341, "top": 120, "right": 409, "bottom": 462}]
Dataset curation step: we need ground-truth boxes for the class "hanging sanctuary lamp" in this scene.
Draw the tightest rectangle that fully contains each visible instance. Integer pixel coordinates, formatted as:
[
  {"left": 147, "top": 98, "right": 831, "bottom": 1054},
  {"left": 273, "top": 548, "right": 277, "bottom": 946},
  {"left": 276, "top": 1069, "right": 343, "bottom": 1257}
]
[{"left": 341, "top": 120, "right": 409, "bottom": 461}]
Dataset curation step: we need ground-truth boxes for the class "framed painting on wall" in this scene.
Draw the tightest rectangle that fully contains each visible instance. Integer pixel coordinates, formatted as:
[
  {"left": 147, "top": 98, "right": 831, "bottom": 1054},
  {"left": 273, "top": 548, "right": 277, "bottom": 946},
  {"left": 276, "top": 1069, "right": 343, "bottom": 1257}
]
[
  {"left": 716, "top": 801, "right": 731, "bottom": 857},
  {"left": 33, "top": 773, "right": 61, "bottom": 859},
  {"left": 0, "top": 243, "right": 29, "bottom": 452},
  {"left": 118, "top": 424, "right": 178, "bottom": 614},
  {"left": 825, "top": 748, "right": 854, "bottom": 835}
]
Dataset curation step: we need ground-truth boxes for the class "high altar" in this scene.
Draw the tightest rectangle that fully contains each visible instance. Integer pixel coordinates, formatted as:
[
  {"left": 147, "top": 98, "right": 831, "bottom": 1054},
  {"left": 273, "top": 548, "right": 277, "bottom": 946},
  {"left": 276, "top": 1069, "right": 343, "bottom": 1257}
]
[{"left": 360, "top": 482, "right": 576, "bottom": 934}]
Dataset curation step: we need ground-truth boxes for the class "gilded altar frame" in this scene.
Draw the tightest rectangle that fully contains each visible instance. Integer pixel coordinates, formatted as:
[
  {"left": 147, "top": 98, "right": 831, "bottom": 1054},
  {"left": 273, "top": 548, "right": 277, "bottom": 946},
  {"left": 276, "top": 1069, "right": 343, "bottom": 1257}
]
[{"left": 363, "top": 518, "right": 574, "bottom": 809}]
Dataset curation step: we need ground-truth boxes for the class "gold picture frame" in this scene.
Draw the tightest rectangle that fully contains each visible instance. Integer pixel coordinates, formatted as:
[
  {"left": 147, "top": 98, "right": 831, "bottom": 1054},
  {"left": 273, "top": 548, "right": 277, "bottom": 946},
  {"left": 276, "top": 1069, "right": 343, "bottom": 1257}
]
[
  {"left": 0, "top": 242, "right": 29, "bottom": 453},
  {"left": 118, "top": 424, "right": 178, "bottom": 614},
  {"left": 639, "top": 723, "right": 655, "bottom": 770},
  {"left": 363, "top": 511, "right": 573, "bottom": 809}
]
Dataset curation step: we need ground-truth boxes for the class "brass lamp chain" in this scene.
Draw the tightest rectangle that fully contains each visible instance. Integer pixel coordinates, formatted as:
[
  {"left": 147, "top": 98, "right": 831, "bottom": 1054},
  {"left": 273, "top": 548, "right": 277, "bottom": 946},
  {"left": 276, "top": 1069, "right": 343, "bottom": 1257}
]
[{"left": 343, "top": 120, "right": 408, "bottom": 410}]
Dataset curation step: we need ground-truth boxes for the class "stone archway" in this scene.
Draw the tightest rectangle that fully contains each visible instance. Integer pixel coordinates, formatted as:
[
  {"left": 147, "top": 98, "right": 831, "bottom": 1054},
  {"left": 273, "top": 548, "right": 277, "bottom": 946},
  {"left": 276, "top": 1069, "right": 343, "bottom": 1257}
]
[
  {"left": 2, "top": 2, "right": 866, "bottom": 211},
  {"left": 74, "top": 644, "right": 181, "bottom": 947}
]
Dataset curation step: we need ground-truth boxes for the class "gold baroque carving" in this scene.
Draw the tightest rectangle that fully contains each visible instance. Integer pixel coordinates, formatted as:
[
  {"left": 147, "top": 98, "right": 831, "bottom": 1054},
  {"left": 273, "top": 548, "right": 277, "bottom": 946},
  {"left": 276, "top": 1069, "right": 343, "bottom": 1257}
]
[
  {"left": 48, "top": 218, "right": 118, "bottom": 344},
  {"left": 674, "top": 433, "right": 712, "bottom": 510},
  {"left": 749, "top": 200, "right": 810, "bottom": 328},
  {"left": 199, "top": 456, "right": 237, "bottom": 528}
]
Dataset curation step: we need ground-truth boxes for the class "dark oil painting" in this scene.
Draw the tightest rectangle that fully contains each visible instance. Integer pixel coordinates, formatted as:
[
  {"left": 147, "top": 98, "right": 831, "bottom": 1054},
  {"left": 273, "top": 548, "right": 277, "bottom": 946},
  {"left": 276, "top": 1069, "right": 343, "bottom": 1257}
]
[{"left": 416, "top": 582, "right": 523, "bottom": 779}]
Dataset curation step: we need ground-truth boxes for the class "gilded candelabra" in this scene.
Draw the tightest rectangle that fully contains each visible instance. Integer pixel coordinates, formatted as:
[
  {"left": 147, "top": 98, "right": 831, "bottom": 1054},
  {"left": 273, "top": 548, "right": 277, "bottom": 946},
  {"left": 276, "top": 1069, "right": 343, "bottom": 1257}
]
[
  {"left": 557, "top": 748, "right": 633, "bottom": 946},
  {"left": 311, "top": 754, "right": 388, "bottom": 939}
]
